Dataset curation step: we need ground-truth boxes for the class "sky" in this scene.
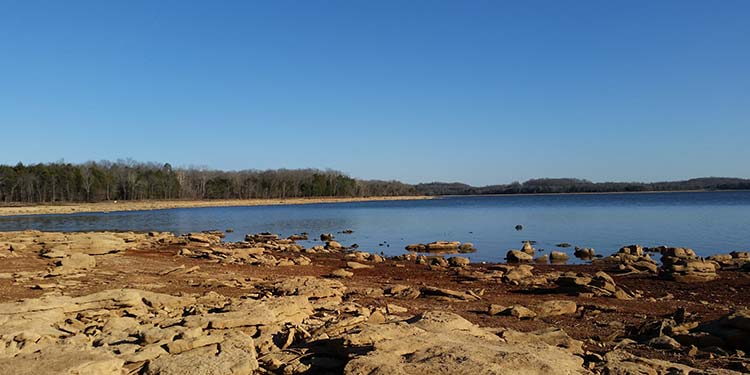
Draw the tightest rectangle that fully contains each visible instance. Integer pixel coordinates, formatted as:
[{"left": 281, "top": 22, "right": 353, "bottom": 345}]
[{"left": 1, "top": 1, "right": 748, "bottom": 186}]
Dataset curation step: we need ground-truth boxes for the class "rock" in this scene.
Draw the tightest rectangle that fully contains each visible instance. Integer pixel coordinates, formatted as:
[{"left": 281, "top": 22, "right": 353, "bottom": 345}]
[
  {"left": 507, "top": 250, "right": 533, "bottom": 263},
  {"left": 368, "top": 310, "right": 386, "bottom": 324},
  {"left": 689, "top": 309, "right": 750, "bottom": 352},
  {"left": 503, "top": 265, "right": 535, "bottom": 283},
  {"left": 648, "top": 335, "right": 682, "bottom": 350},
  {"left": 346, "top": 262, "right": 373, "bottom": 270},
  {"left": 386, "top": 285, "right": 421, "bottom": 299},
  {"left": 420, "top": 286, "right": 479, "bottom": 301},
  {"left": 208, "top": 307, "right": 276, "bottom": 329},
  {"left": 555, "top": 271, "right": 634, "bottom": 300},
  {"left": 325, "top": 241, "right": 343, "bottom": 250},
  {"left": 427, "top": 241, "right": 460, "bottom": 250},
  {"left": 515, "top": 224, "right": 523, "bottom": 231},
  {"left": 630, "top": 260, "right": 659, "bottom": 274},
  {"left": 165, "top": 335, "right": 225, "bottom": 354},
  {"left": 502, "top": 327, "right": 584, "bottom": 355},
  {"left": 329, "top": 268, "right": 353, "bottom": 278},
  {"left": 123, "top": 344, "right": 168, "bottom": 363},
  {"left": 600, "top": 350, "right": 698, "bottom": 374},
  {"left": 556, "top": 243, "right": 572, "bottom": 248},
  {"left": 458, "top": 243, "right": 477, "bottom": 253},
  {"left": 341, "top": 311, "right": 586, "bottom": 375},
  {"left": 448, "top": 256, "right": 470, "bottom": 267},
  {"left": 187, "top": 233, "right": 221, "bottom": 244},
  {"left": 661, "top": 247, "right": 697, "bottom": 258},
  {"left": 488, "top": 304, "right": 507, "bottom": 316},
  {"left": 268, "top": 276, "right": 346, "bottom": 309},
  {"left": 145, "top": 331, "right": 258, "bottom": 375},
  {"left": 504, "top": 305, "right": 537, "bottom": 319},
  {"left": 320, "top": 233, "right": 334, "bottom": 241},
  {"left": 244, "top": 232, "right": 279, "bottom": 242},
  {"left": 574, "top": 248, "right": 595, "bottom": 259},
  {"left": 723, "top": 309, "right": 750, "bottom": 331},
  {"left": 386, "top": 304, "right": 408, "bottom": 314},
  {"left": 535, "top": 255, "right": 549, "bottom": 264},
  {"left": 288, "top": 233, "right": 308, "bottom": 241},
  {"left": 550, "top": 251, "right": 570, "bottom": 263},
  {"left": 521, "top": 241, "right": 535, "bottom": 255},
  {"left": 660, "top": 257, "right": 718, "bottom": 282},
  {"left": 404, "top": 243, "right": 427, "bottom": 252},
  {"left": 536, "top": 300, "right": 577, "bottom": 317},
  {"left": 0, "top": 346, "right": 124, "bottom": 375},
  {"left": 49, "top": 253, "right": 97, "bottom": 275},
  {"left": 619, "top": 245, "right": 644, "bottom": 256}
]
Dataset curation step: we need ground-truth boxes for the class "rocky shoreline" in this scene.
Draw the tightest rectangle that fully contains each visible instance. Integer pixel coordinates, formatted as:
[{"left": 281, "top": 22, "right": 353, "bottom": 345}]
[{"left": 0, "top": 230, "right": 748, "bottom": 374}]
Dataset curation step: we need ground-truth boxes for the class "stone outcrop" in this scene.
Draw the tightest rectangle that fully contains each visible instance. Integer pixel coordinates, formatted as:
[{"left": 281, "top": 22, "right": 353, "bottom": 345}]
[
  {"left": 0, "top": 276, "right": 354, "bottom": 374},
  {"left": 573, "top": 247, "right": 595, "bottom": 260},
  {"left": 660, "top": 256, "right": 718, "bottom": 282},
  {"left": 555, "top": 271, "right": 636, "bottom": 299},
  {"left": 340, "top": 311, "right": 589, "bottom": 375},
  {"left": 0, "top": 230, "right": 174, "bottom": 258}
]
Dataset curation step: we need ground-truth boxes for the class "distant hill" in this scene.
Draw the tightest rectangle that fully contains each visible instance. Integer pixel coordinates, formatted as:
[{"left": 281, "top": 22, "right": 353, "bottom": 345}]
[{"left": 416, "top": 177, "right": 750, "bottom": 196}]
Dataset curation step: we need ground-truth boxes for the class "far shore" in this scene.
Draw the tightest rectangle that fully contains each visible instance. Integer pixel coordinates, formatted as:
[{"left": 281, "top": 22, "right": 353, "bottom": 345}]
[
  {"left": 442, "top": 188, "right": 750, "bottom": 198},
  {"left": 0, "top": 196, "right": 433, "bottom": 217}
]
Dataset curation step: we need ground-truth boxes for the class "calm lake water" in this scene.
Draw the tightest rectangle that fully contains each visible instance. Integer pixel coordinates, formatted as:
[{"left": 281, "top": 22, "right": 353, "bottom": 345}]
[{"left": 1, "top": 191, "right": 749, "bottom": 263}]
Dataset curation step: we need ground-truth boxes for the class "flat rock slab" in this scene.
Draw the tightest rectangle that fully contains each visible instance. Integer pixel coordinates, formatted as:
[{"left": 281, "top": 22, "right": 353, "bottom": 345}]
[
  {"left": 0, "top": 346, "right": 124, "bottom": 375},
  {"left": 342, "top": 311, "right": 588, "bottom": 375}
]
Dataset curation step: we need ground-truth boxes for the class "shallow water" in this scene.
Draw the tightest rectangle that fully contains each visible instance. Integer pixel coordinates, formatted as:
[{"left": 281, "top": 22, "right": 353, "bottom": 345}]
[{"left": 1, "top": 191, "right": 749, "bottom": 263}]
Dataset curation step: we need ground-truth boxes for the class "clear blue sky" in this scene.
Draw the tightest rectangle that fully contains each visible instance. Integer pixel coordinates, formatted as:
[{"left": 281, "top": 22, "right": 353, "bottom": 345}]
[{"left": 1, "top": 1, "right": 748, "bottom": 186}]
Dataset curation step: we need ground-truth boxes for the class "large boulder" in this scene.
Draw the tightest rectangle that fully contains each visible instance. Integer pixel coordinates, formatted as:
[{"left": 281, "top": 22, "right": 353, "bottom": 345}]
[{"left": 660, "top": 257, "right": 718, "bottom": 282}]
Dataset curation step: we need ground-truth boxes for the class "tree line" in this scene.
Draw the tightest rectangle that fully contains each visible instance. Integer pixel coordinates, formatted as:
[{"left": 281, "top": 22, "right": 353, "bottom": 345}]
[
  {"left": 0, "top": 160, "right": 415, "bottom": 203},
  {"left": 1, "top": 160, "right": 748, "bottom": 204},
  {"left": 415, "top": 177, "right": 750, "bottom": 195}
]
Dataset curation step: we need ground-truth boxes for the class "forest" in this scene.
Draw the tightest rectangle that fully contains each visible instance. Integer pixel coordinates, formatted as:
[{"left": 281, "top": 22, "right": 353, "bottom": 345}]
[
  {"left": 0, "top": 160, "right": 415, "bottom": 203},
  {"left": 1, "top": 160, "right": 748, "bottom": 204}
]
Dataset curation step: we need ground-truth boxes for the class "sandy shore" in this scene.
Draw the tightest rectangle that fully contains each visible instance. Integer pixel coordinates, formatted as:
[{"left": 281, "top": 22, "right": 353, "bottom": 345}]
[{"left": 0, "top": 196, "right": 432, "bottom": 217}]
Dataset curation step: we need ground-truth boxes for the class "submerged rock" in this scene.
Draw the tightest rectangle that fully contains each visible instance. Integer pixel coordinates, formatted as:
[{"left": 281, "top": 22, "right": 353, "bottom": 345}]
[{"left": 550, "top": 251, "right": 570, "bottom": 263}]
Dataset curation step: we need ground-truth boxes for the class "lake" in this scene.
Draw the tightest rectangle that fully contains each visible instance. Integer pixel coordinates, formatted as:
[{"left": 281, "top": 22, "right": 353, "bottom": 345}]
[{"left": 1, "top": 191, "right": 749, "bottom": 263}]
